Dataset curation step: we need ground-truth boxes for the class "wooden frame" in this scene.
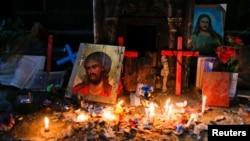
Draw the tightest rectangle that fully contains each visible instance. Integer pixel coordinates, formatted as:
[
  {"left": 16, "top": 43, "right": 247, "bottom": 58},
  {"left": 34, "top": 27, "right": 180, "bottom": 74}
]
[{"left": 65, "top": 43, "right": 125, "bottom": 104}]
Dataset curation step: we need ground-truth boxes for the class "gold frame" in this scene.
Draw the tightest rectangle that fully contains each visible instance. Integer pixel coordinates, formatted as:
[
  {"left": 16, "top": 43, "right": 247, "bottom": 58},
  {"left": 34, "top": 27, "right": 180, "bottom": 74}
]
[{"left": 65, "top": 43, "right": 125, "bottom": 104}]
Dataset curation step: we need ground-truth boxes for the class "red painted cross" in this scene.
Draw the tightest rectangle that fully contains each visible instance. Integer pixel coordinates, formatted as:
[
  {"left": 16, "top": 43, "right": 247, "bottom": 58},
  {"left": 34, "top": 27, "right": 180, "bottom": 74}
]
[
  {"left": 161, "top": 36, "right": 199, "bottom": 95},
  {"left": 118, "top": 36, "right": 139, "bottom": 74},
  {"left": 118, "top": 36, "right": 139, "bottom": 58}
]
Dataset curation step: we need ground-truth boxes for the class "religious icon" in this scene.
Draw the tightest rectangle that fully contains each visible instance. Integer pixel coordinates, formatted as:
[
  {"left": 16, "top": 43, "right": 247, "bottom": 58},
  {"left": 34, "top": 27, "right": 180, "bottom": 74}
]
[
  {"left": 65, "top": 43, "right": 125, "bottom": 104},
  {"left": 192, "top": 4, "right": 227, "bottom": 56}
]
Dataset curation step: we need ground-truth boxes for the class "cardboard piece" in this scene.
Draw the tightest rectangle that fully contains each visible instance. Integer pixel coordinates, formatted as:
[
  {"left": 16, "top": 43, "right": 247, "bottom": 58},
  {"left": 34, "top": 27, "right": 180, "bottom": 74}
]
[
  {"left": 195, "top": 57, "right": 216, "bottom": 89},
  {"left": 202, "top": 72, "right": 229, "bottom": 107}
]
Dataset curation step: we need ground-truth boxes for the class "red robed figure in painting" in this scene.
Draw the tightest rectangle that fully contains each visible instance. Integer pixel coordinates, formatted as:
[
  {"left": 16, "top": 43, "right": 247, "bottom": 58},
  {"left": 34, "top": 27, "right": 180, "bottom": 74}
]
[{"left": 72, "top": 52, "right": 112, "bottom": 97}]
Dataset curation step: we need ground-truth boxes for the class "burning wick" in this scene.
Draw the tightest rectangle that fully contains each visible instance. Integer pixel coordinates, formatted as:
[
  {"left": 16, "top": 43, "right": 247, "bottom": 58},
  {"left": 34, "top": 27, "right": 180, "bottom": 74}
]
[
  {"left": 44, "top": 116, "right": 49, "bottom": 132},
  {"left": 201, "top": 96, "right": 206, "bottom": 114}
]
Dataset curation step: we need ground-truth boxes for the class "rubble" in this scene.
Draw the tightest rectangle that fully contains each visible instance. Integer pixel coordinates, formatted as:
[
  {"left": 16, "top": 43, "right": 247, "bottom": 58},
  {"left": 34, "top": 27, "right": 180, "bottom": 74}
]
[{"left": 0, "top": 90, "right": 250, "bottom": 141}]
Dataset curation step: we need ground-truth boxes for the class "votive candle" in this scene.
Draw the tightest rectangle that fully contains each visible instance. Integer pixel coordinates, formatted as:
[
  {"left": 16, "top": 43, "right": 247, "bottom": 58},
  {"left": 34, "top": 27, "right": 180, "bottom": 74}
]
[
  {"left": 201, "top": 96, "right": 206, "bottom": 114},
  {"left": 44, "top": 116, "right": 49, "bottom": 132}
]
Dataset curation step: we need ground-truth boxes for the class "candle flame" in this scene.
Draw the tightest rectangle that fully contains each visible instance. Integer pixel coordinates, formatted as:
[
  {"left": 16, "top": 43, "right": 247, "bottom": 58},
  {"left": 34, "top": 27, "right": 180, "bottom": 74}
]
[
  {"left": 44, "top": 116, "right": 49, "bottom": 130},
  {"left": 165, "top": 98, "right": 170, "bottom": 112},
  {"left": 166, "top": 98, "right": 170, "bottom": 104},
  {"left": 203, "top": 96, "right": 206, "bottom": 101},
  {"left": 103, "top": 110, "right": 116, "bottom": 121},
  {"left": 77, "top": 113, "right": 88, "bottom": 122}
]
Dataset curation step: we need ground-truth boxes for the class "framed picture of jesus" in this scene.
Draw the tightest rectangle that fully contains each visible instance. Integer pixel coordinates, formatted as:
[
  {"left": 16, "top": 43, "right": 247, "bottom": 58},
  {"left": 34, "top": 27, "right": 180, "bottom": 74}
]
[{"left": 65, "top": 43, "right": 125, "bottom": 104}]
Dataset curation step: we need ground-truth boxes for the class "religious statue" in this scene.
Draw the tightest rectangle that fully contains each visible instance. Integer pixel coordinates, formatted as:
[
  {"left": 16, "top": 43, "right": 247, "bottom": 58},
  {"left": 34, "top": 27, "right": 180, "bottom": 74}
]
[{"left": 161, "top": 56, "right": 169, "bottom": 92}]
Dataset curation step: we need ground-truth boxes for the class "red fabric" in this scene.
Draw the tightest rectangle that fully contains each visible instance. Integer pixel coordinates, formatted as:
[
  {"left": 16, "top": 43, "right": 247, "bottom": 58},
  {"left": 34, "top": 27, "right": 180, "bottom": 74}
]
[
  {"left": 72, "top": 84, "right": 112, "bottom": 97},
  {"left": 72, "top": 80, "right": 123, "bottom": 97}
]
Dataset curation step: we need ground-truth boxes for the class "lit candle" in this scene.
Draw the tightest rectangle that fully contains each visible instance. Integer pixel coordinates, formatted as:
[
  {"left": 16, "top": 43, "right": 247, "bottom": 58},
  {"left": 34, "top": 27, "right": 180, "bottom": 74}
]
[
  {"left": 76, "top": 113, "right": 88, "bottom": 122},
  {"left": 185, "top": 113, "right": 195, "bottom": 128},
  {"left": 44, "top": 116, "right": 49, "bottom": 132},
  {"left": 167, "top": 104, "right": 173, "bottom": 121},
  {"left": 149, "top": 102, "right": 155, "bottom": 124},
  {"left": 165, "top": 98, "right": 170, "bottom": 114},
  {"left": 201, "top": 96, "right": 206, "bottom": 114},
  {"left": 103, "top": 109, "right": 118, "bottom": 124},
  {"left": 144, "top": 107, "right": 149, "bottom": 124}
]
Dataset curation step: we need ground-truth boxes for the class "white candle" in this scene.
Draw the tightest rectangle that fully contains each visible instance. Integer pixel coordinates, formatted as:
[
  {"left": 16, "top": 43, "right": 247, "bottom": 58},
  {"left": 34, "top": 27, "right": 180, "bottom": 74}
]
[
  {"left": 144, "top": 107, "right": 149, "bottom": 124},
  {"left": 44, "top": 116, "right": 49, "bottom": 131},
  {"left": 167, "top": 104, "right": 173, "bottom": 121},
  {"left": 149, "top": 102, "right": 155, "bottom": 117},
  {"left": 149, "top": 102, "right": 155, "bottom": 124},
  {"left": 185, "top": 113, "right": 195, "bottom": 128},
  {"left": 165, "top": 98, "right": 170, "bottom": 114},
  {"left": 201, "top": 96, "right": 206, "bottom": 114}
]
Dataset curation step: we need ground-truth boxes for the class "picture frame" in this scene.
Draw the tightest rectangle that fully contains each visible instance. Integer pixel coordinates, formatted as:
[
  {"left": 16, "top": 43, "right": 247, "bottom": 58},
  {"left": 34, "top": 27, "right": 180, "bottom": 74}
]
[
  {"left": 192, "top": 4, "right": 227, "bottom": 56},
  {"left": 65, "top": 43, "right": 125, "bottom": 104}
]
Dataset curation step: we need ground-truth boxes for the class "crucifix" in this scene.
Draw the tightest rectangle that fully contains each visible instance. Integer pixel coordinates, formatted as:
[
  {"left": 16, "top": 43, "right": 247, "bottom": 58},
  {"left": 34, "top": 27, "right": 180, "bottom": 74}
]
[{"left": 161, "top": 36, "right": 199, "bottom": 95}]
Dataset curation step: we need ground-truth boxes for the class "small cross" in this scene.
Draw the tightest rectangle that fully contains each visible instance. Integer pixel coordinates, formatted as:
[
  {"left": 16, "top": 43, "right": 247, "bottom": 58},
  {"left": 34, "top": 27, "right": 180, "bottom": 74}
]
[{"left": 57, "top": 44, "right": 77, "bottom": 65}]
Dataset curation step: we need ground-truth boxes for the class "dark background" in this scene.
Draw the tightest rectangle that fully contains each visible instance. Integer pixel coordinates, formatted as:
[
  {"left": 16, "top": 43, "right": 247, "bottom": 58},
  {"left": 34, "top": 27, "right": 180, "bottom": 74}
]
[{"left": 0, "top": 0, "right": 249, "bottom": 71}]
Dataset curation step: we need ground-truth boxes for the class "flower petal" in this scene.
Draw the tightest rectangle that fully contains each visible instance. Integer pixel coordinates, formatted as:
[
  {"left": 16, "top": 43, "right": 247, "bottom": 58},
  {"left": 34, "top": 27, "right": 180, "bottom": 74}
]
[{"left": 234, "top": 37, "right": 243, "bottom": 44}]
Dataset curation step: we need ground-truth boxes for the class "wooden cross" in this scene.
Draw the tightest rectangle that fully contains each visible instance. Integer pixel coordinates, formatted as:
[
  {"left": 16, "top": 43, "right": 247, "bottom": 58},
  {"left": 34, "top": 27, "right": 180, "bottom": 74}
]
[{"left": 161, "top": 36, "right": 199, "bottom": 95}]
